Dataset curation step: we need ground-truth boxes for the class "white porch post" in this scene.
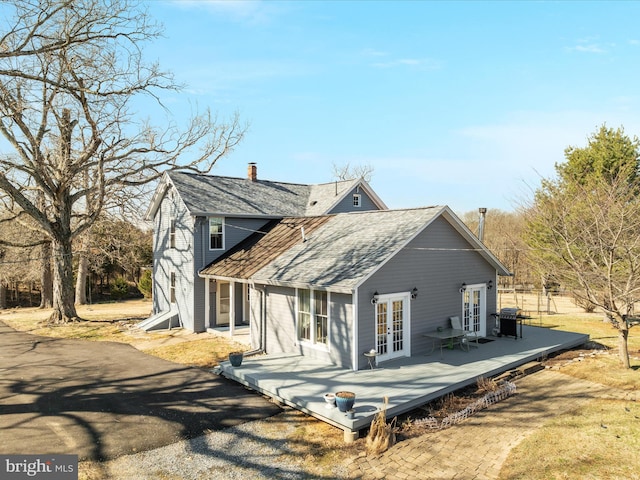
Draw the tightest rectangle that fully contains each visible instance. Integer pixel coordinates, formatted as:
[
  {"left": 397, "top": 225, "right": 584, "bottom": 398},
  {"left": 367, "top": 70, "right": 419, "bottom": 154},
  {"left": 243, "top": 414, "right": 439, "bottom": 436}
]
[
  {"left": 229, "top": 280, "right": 235, "bottom": 336},
  {"left": 204, "top": 278, "right": 210, "bottom": 329}
]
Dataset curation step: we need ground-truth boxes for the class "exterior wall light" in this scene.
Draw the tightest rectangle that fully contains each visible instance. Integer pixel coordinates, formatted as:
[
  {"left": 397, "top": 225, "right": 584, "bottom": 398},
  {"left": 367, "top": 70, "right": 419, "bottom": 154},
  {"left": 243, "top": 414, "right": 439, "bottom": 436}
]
[
  {"left": 411, "top": 287, "right": 418, "bottom": 299},
  {"left": 459, "top": 283, "right": 467, "bottom": 293},
  {"left": 371, "top": 291, "right": 379, "bottom": 305},
  {"left": 487, "top": 280, "right": 494, "bottom": 290}
]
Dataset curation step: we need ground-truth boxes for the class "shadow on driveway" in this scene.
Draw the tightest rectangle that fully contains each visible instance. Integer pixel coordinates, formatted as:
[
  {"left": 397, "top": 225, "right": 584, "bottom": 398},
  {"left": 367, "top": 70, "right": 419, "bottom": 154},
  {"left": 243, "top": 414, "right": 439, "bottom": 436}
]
[{"left": 0, "top": 322, "right": 281, "bottom": 461}]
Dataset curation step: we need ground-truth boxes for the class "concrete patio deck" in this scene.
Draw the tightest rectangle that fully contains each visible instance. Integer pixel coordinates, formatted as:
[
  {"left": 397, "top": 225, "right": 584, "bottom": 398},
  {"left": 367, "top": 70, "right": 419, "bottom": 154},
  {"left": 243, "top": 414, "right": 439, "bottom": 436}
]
[{"left": 218, "top": 325, "right": 588, "bottom": 442}]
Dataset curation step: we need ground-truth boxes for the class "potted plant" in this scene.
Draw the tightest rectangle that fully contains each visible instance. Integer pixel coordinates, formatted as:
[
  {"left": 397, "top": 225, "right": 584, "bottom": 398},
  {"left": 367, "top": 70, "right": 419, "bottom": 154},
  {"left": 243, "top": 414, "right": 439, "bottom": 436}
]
[
  {"left": 335, "top": 391, "right": 356, "bottom": 412},
  {"left": 228, "top": 351, "right": 243, "bottom": 367},
  {"left": 323, "top": 393, "right": 336, "bottom": 408}
]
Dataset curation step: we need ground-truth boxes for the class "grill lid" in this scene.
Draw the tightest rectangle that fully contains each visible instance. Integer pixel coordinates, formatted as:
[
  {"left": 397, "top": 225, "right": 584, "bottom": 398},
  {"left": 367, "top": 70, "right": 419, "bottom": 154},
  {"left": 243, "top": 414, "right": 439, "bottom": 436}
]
[{"left": 499, "top": 307, "right": 522, "bottom": 319}]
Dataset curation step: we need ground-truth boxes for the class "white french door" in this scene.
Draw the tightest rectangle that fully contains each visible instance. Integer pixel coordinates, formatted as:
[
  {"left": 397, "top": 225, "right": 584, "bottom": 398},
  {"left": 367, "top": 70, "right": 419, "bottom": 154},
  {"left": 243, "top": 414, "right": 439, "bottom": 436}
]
[
  {"left": 375, "top": 293, "right": 410, "bottom": 362},
  {"left": 462, "top": 284, "right": 487, "bottom": 336}
]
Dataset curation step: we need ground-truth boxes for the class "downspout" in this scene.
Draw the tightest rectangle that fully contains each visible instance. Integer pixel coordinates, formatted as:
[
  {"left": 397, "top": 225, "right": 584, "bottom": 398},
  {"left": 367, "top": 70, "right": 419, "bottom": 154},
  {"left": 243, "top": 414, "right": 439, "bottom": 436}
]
[
  {"left": 242, "top": 284, "right": 266, "bottom": 357},
  {"left": 352, "top": 288, "right": 359, "bottom": 371}
]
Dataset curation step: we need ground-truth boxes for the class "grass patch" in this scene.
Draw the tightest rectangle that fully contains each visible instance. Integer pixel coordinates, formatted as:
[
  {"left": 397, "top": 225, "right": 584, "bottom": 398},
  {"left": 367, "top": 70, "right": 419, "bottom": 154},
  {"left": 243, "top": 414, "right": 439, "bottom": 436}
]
[
  {"left": 499, "top": 398, "right": 640, "bottom": 480},
  {"left": 534, "top": 312, "right": 640, "bottom": 354},
  {"left": 144, "top": 338, "right": 249, "bottom": 369},
  {"left": 554, "top": 354, "right": 640, "bottom": 391}
]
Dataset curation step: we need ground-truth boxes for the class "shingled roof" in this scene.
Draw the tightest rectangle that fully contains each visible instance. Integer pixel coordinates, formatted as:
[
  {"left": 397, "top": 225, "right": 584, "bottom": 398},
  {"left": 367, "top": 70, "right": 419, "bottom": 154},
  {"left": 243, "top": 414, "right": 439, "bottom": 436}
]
[
  {"left": 199, "top": 216, "right": 333, "bottom": 279},
  {"left": 199, "top": 206, "right": 511, "bottom": 291},
  {"left": 145, "top": 171, "right": 383, "bottom": 220}
]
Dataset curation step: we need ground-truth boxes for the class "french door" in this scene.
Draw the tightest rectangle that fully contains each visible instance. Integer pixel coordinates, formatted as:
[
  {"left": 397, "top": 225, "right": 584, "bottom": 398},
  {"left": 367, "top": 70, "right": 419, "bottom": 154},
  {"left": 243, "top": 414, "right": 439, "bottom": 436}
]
[
  {"left": 375, "top": 293, "right": 410, "bottom": 362},
  {"left": 462, "top": 284, "right": 487, "bottom": 336}
]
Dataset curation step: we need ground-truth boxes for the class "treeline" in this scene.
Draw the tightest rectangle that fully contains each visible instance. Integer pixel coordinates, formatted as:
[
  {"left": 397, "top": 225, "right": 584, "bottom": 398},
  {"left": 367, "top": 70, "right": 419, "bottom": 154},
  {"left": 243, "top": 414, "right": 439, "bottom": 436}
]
[{"left": 0, "top": 214, "right": 152, "bottom": 309}]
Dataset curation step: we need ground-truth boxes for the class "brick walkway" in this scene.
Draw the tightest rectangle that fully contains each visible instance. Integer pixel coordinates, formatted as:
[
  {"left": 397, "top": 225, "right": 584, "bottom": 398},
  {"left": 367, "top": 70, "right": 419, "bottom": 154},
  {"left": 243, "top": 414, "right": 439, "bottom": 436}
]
[{"left": 346, "top": 370, "right": 632, "bottom": 480}]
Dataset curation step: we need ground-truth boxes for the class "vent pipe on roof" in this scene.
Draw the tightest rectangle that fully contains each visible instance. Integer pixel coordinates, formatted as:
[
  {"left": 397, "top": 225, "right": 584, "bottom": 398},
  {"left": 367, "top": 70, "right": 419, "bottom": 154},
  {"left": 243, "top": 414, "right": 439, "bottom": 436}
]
[
  {"left": 248, "top": 162, "right": 257, "bottom": 181},
  {"left": 478, "top": 207, "right": 487, "bottom": 242}
]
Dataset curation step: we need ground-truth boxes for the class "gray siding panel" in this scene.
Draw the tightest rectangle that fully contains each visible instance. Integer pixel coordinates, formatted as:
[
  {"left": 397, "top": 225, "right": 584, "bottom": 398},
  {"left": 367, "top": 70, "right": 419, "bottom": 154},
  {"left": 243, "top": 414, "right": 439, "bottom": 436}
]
[
  {"left": 264, "top": 286, "right": 296, "bottom": 354},
  {"left": 153, "top": 188, "right": 196, "bottom": 330},
  {"left": 328, "top": 293, "right": 353, "bottom": 368},
  {"left": 357, "top": 216, "right": 498, "bottom": 369},
  {"left": 262, "top": 287, "right": 352, "bottom": 368}
]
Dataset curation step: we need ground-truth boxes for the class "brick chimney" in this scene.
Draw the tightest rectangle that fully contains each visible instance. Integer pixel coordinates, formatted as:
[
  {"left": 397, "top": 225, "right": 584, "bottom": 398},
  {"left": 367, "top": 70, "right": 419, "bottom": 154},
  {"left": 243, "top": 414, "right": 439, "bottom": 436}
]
[{"left": 247, "top": 162, "right": 257, "bottom": 181}]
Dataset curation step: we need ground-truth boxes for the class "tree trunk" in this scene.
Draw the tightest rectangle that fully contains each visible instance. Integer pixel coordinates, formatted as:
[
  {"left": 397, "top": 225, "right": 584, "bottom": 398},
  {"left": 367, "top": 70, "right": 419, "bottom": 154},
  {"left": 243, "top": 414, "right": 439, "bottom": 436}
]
[
  {"left": 618, "top": 324, "right": 630, "bottom": 368},
  {"left": 75, "top": 250, "right": 89, "bottom": 305},
  {"left": 40, "top": 241, "right": 53, "bottom": 308},
  {"left": 50, "top": 236, "right": 79, "bottom": 323},
  {"left": 0, "top": 283, "right": 6, "bottom": 309}
]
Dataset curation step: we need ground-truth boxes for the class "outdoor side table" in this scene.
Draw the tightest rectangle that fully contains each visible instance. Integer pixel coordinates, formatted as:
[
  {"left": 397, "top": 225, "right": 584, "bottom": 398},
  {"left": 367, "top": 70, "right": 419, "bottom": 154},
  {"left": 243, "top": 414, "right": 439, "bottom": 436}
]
[{"left": 363, "top": 351, "right": 379, "bottom": 369}]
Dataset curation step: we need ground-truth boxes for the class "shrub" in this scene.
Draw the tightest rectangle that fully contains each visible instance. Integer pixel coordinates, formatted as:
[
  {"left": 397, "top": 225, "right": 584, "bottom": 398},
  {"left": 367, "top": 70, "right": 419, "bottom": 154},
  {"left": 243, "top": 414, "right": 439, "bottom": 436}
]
[
  {"left": 137, "top": 270, "right": 152, "bottom": 299},
  {"left": 110, "top": 277, "right": 130, "bottom": 300}
]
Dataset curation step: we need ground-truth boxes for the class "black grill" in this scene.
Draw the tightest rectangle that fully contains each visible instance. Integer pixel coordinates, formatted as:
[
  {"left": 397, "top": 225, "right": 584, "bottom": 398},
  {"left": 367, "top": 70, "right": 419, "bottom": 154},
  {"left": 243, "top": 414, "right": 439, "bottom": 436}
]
[{"left": 499, "top": 307, "right": 522, "bottom": 338}]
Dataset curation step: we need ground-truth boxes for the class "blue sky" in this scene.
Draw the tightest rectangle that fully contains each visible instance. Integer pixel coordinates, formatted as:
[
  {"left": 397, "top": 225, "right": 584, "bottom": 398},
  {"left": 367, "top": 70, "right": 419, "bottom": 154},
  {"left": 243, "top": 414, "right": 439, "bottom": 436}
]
[{"left": 144, "top": 0, "right": 640, "bottom": 213}]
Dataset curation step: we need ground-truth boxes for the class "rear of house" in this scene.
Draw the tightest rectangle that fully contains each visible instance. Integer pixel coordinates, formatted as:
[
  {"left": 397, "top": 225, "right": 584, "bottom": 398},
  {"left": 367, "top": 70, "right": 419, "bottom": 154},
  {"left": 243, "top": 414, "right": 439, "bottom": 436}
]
[{"left": 225, "top": 207, "right": 509, "bottom": 371}]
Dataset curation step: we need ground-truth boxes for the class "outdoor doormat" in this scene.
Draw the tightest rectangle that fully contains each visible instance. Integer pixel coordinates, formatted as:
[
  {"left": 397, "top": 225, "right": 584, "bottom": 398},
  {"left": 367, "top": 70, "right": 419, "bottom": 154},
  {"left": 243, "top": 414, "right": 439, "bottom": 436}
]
[{"left": 477, "top": 338, "right": 494, "bottom": 344}]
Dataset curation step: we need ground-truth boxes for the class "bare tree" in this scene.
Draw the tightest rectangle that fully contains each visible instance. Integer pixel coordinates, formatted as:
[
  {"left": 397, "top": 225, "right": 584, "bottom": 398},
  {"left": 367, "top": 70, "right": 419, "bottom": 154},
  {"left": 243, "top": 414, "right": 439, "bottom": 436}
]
[
  {"left": 524, "top": 126, "right": 640, "bottom": 368},
  {"left": 0, "top": 0, "right": 246, "bottom": 323},
  {"left": 332, "top": 162, "right": 374, "bottom": 182}
]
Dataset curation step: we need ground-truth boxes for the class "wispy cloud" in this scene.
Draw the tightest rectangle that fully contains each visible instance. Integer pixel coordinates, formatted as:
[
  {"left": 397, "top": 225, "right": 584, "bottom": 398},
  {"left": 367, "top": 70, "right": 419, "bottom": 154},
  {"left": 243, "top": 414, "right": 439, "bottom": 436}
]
[{"left": 566, "top": 36, "right": 611, "bottom": 54}]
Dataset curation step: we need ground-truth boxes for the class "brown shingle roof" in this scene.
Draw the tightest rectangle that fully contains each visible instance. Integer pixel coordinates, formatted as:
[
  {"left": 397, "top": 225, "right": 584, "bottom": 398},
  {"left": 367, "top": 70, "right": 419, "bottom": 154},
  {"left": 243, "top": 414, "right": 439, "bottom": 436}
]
[{"left": 199, "top": 216, "right": 333, "bottom": 279}]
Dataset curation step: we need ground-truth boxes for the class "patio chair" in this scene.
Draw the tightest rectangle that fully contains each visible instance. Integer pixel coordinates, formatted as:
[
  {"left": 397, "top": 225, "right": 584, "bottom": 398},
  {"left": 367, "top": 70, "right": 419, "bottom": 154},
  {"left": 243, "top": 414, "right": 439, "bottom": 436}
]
[{"left": 449, "top": 316, "right": 479, "bottom": 349}]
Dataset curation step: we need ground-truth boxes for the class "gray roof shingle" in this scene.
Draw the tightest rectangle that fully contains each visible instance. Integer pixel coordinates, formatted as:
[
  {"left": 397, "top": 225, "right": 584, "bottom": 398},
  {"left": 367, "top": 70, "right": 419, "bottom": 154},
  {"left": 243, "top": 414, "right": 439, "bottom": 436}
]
[
  {"left": 252, "top": 207, "right": 445, "bottom": 292},
  {"left": 168, "top": 172, "right": 362, "bottom": 217}
]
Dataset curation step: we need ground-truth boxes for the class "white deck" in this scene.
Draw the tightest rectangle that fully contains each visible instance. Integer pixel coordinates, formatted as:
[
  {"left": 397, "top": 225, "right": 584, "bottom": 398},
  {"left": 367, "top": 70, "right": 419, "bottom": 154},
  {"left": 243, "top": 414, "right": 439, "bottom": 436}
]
[{"left": 218, "top": 325, "right": 588, "bottom": 440}]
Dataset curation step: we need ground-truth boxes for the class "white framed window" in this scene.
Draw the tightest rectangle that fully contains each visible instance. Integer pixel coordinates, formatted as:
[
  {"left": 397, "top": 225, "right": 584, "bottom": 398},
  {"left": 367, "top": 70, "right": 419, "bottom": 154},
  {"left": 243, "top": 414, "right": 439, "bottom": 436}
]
[
  {"left": 209, "top": 217, "right": 225, "bottom": 250},
  {"left": 353, "top": 194, "right": 361, "bottom": 207},
  {"left": 297, "top": 288, "right": 329, "bottom": 347},
  {"left": 169, "top": 219, "right": 176, "bottom": 249},
  {"left": 170, "top": 272, "right": 176, "bottom": 303}
]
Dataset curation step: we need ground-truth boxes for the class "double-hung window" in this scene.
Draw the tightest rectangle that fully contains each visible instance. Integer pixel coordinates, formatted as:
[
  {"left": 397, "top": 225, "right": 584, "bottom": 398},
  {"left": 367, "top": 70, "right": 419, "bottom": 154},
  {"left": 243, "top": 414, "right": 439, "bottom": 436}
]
[
  {"left": 209, "top": 217, "right": 224, "bottom": 250},
  {"left": 169, "top": 219, "right": 176, "bottom": 249},
  {"left": 353, "top": 194, "right": 361, "bottom": 207},
  {"left": 170, "top": 272, "right": 176, "bottom": 303},
  {"left": 297, "top": 289, "right": 328, "bottom": 347}
]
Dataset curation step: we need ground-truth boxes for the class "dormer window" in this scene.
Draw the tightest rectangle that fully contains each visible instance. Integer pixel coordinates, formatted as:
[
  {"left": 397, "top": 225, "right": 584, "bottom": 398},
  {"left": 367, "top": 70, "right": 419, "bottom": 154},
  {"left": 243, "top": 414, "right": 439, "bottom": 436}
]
[
  {"left": 353, "top": 194, "right": 361, "bottom": 207},
  {"left": 209, "top": 217, "right": 225, "bottom": 250}
]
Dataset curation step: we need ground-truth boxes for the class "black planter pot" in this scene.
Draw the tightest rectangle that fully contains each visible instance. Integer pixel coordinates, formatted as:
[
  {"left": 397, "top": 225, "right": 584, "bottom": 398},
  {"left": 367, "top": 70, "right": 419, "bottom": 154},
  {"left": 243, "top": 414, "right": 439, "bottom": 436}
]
[{"left": 229, "top": 352, "right": 243, "bottom": 367}]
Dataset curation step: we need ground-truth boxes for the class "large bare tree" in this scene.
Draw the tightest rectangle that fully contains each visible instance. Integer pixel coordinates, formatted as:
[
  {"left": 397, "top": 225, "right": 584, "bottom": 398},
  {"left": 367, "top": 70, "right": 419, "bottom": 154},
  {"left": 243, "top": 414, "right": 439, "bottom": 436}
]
[
  {"left": 524, "top": 126, "right": 640, "bottom": 368},
  {"left": 0, "top": 0, "right": 246, "bottom": 323}
]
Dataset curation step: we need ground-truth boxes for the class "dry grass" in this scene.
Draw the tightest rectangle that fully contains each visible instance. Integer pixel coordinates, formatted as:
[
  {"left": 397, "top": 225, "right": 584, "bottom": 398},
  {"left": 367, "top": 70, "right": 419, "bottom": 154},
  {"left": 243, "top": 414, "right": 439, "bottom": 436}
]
[
  {"left": 144, "top": 338, "right": 248, "bottom": 369},
  {"left": 500, "top": 397, "right": 640, "bottom": 480},
  {"left": 4, "top": 297, "right": 640, "bottom": 479}
]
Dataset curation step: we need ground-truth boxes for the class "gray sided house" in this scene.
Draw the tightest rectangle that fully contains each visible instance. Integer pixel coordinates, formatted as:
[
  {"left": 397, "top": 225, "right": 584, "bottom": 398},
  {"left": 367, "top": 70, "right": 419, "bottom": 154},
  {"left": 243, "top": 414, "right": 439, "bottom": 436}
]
[
  {"left": 200, "top": 207, "right": 510, "bottom": 371},
  {"left": 142, "top": 164, "right": 386, "bottom": 333},
  {"left": 143, "top": 164, "right": 510, "bottom": 371}
]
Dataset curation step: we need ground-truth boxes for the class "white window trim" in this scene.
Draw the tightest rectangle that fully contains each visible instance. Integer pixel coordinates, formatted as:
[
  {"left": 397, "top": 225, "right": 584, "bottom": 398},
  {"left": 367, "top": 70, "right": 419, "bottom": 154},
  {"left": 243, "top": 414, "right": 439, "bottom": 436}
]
[
  {"left": 353, "top": 193, "right": 361, "bottom": 207},
  {"left": 209, "top": 217, "right": 225, "bottom": 251},
  {"left": 296, "top": 288, "right": 330, "bottom": 351}
]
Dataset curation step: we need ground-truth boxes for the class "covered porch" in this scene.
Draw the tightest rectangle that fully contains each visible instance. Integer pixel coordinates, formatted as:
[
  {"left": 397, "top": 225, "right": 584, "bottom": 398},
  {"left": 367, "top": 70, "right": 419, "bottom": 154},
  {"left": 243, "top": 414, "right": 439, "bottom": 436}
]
[{"left": 218, "top": 325, "right": 589, "bottom": 442}]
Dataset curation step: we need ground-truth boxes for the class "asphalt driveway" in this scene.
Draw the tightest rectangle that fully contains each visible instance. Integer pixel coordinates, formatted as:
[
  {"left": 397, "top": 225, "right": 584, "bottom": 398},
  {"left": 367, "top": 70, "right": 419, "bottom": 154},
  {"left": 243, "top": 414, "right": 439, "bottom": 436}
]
[{"left": 0, "top": 322, "right": 281, "bottom": 461}]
